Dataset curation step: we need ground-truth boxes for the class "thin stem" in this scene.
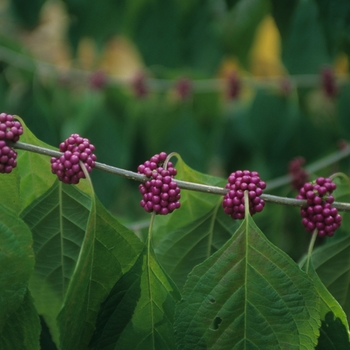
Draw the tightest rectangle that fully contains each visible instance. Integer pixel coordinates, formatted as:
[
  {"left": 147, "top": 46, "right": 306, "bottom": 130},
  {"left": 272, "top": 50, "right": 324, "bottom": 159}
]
[
  {"left": 329, "top": 172, "right": 350, "bottom": 183},
  {"left": 244, "top": 190, "right": 250, "bottom": 219},
  {"left": 306, "top": 230, "right": 318, "bottom": 274},
  {"left": 163, "top": 152, "right": 181, "bottom": 171},
  {"left": 1, "top": 45, "right": 349, "bottom": 92},
  {"left": 9, "top": 140, "right": 350, "bottom": 212},
  {"left": 266, "top": 146, "right": 350, "bottom": 191}
]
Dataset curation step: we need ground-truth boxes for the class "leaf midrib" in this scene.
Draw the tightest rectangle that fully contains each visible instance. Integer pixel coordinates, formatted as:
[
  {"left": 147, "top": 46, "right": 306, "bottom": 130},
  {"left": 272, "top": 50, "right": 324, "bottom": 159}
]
[{"left": 59, "top": 181, "right": 65, "bottom": 297}]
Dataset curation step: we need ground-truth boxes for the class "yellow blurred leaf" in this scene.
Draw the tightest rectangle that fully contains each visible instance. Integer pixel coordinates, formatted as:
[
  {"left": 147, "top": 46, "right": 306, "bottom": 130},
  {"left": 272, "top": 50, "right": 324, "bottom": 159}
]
[
  {"left": 100, "top": 36, "right": 144, "bottom": 79},
  {"left": 19, "top": 0, "right": 71, "bottom": 69},
  {"left": 249, "top": 15, "right": 286, "bottom": 77},
  {"left": 335, "top": 53, "right": 349, "bottom": 75}
]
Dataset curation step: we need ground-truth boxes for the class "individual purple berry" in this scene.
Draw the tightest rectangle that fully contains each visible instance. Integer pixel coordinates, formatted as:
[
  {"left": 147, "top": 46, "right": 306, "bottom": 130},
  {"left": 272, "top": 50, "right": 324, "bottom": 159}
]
[
  {"left": 222, "top": 170, "right": 266, "bottom": 219},
  {"left": 288, "top": 157, "right": 309, "bottom": 191},
  {"left": 0, "top": 113, "right": 23, "bottom": 173},
  {"left": 51, "top": 134, "right": 97, "bottom": 184},
  {"left": 138, "top": 152, "right": 180, "bottom": 215},
  {"left": 297, "top": 177, "right": 341, "bottom": 237}
]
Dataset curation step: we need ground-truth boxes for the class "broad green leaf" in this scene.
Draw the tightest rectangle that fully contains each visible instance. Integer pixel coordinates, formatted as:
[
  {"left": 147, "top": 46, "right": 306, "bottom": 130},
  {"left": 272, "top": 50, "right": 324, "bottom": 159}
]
[
  {"left": 175, "top": 216, "right": 320, "bottom": 349},
  {"left": 305, "top": 264, "right": 350, "bottom": 349},
  {"left": 282, "top": 0, "right": 330, "bottom": 74},
  {"left": 153, "top": 157, "right": 240, "bottom": 290},
  {"left": 221, "top": 0, "right": 270, "bottom": 64},
  {"left": 0, "top": 167, "right": 21, "bottom": 213},
  {"left": 306, "top": 235, "right": 350, "bottom": 324},
  {"left": 315, "top": 0, "right": 350, "bottom": 57},
  {"left": 21, "top": 180, "right": 91, "bottom": 344},
  {"left": 57, "top": 197, "right": 144, "bottom": 348},
  {"left": 156, "top": 205, "right": 239, "bottom": 290},
  {"left": 0, "top": 203, "right": 34, "bottom": 332},
  {"left": 0, "top": 289, "right": 41, "bottom": 350},
  {"left": 57, "top": 175, "right": 97, "bottom": 349},
  {"left": 21, "top": 178, "right": 143, "bottom": 347},
  {"left": 90, "top": 238, "right": 181, "bottom": 350},
  {"left": 16, "top": 117, "right": 57, "bottom": 209}
]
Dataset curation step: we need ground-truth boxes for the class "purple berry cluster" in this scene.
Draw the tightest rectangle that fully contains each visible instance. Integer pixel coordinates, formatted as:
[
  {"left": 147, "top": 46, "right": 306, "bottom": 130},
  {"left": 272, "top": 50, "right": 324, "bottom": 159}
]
[
  {"left": 288, "top": 157, "right": 309, "bottom": 191},
  {"left": 226, "top": 71, "right": 241, "bottom": 100},
  {"left": 0, "top": 113, "right": 23, "bottom": 173},
  {"left": 138, "top": 152, "right": 181, "bottom": 215},
  {"left": 222, "top": 170, "right": 266, "bottom": 219},
  {"left": 132, "top": 72, "right": 148, "bottom": 98},
  {"left": 51, "top": 134, "right": 97, "bottom": 184},
  {"left": 321, "top": 66, "right": 337, "bottom": 98},
  {"left": 297, "top": 177, "right": 342, "bottom": 237},
  {"left": 175, "top": 78, "right": 192, "bottom": 101},
  {"left": 89, "top": 70, "right": 107, "bottom": 90}
]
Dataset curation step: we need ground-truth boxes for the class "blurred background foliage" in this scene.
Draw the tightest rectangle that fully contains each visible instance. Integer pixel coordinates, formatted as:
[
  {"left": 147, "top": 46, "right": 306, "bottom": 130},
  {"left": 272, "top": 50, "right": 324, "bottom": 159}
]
[{"left": 1, "top": 0, "right": 350, "bottom": 258}]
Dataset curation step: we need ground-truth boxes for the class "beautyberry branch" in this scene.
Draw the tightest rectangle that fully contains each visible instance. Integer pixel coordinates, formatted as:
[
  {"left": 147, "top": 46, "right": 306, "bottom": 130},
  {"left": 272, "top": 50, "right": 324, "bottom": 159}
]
[{"left": 9, "top": 140, "right": 350, "bottom": 212}]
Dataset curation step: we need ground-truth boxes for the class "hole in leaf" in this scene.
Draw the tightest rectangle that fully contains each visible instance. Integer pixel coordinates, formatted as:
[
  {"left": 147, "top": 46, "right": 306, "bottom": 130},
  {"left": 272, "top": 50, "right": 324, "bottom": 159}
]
[
  {"left": 210, "top": 316, "right": 222, "bottom": 330},
  {"left": 209, "top": 297, "right": 216, "bottom": 304}
]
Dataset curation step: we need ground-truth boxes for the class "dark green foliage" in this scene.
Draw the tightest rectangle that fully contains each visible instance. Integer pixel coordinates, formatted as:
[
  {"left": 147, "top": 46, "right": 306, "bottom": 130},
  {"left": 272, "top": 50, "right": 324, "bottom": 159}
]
[
  {"left": 10, "top": 0, "right": 46, "bottom": 28},
  {"left": 282, "top": 0, "right": 330, "bottom": 74},
  {"left": 1, "top": 2, "right": 350, "bottom": 348}
]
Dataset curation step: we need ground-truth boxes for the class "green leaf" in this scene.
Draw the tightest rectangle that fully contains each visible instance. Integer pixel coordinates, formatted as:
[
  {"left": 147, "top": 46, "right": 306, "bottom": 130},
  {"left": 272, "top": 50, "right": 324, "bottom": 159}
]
[
  {"left": 16, "top": 117, "right": 57, "bottom": 209},
  {"left": 0, "top": 203, "right": 34, "bottom": 332},
  {"left": 221, "top": 0, "right": 270, "bottom": 64},
  {"left": 57, "top": 197, "right": 144, "bottom": 348},
  {"left": 0, "top": 289, "right": 41, "bottom": 350},
  {"left": 128, "top": 0, "right": 180, "bottom": 68},
  {"left": 90, "top": 238, "right": 181, "bottom": 350},
  {"left": 21, "top": 178, "right": 143, "bottom": 347},
  {"left": 282, "top": 1, "right": 330, "bottom": 74},
  {"left": 58, "top": 194, "right": 143, "bottom": 349},
  {"left": 21, "top": 180, "right": 92, "bottom": 344},
  {"left": 175, "top": 216, "right": 320, "bottom": 349},
  {"left": 10, "top": 0, "right": 45, "bottom": 28},
  {"left": 316, "top": 312, "right": 350, "bottom": 350},
  {"left": 315, "top": 0, "right": 350, "bottom": 57},
  {"left": 57, "top": 176, "right": 97, "bottom": 349},
  {"left": 306, "top": 235, "right": 350, "bottom": 324},
  {"left": 0, "top": 168, "right": 21, "bottom": 213},
  {"left": 305, "top": 264, "right": 350, "bottom": 349},
  {"left": 153, "top": 157, "right": 240, "bottom": 290}
]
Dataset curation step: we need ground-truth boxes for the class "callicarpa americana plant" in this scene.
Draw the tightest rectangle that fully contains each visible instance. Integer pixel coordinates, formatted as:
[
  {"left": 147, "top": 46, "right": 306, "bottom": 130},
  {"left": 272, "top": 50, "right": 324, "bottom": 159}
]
[{"left": 1, "top": 113, "right": 350, "bottom": 350}]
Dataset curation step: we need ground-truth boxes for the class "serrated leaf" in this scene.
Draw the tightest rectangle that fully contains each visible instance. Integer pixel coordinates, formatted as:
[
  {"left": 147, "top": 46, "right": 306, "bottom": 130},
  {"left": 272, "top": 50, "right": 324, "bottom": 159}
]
[
  {"left": 21, "top": 180, "right": 91, "bottom": 344},
  {"left": 306, "top": 235, "right": 350, "bottom": 325},
  {"left": 153, "top": 157, "right": 240, "bottom": 290},
  {"left": 0, "top": 203, "right": 34, "bottom": 332},
  {"left": 90, "top": 237, "right": 181, "bottom": 350},
  {"left": 175, "top": 216, "right": 320, "bottom": 349},
  {"left": 21, "top": 177, "right": 143, "bottom": 347},
  {"left": 57, "top": 177, "right": 97, "bottom": 349},
  {"left": 0, "top": 289, "right": 41, "bottom": 350},
  {"left": 57, "top": 196, "right": 144, "bottom": 349}
]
